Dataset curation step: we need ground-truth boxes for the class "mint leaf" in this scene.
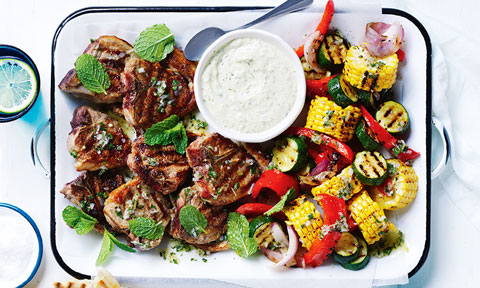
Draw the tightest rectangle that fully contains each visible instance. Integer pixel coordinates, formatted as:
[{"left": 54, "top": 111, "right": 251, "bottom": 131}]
[
  {"left": 62, "top": 206, "right": 97, "bottom": 235},
  {"left": 171, "top": 123, "right": 188, "bottom": 154},
  {"left": 179, "top": 205, "right": 207, "bottom": 237},
  {"left": 75, "top": 218, "right": 97, "bottom": 235},
  {"left": 227, "top": 212, "right": 257, "bottom": 258},
  {"left": 134, "top": 24, "right": 175, "bottom": 62},
  {"left": 96, "top": 230, "right": 114, "bottom": 266},
  {"left": 75, "top": 54, "right": 111, "bottom": 94},
  {"left": 128, "top": 217, "right": 165, "bottom": 240},
  {"left": 96, "top": 229, "right": 135, "bottom": 266},
  {"left": 144, "top": 115, "right": 188, "bottom": 154},
  {"left": 264, "top": 187, "right": 296, "bottom": 216},
  {"left": 105, "top": 229, "right": 136, "bottom": 252}
]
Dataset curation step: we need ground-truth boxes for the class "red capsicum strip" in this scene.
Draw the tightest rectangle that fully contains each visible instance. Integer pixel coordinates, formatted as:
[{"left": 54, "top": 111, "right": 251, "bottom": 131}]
[
  {"left": 251, "top": 169, "right": 299, "bottom": 199},
  {"left": 236, "top": 203, "right": 273, "bottom": 217},
  {"left": 396, "top": 49, "right": 406, "bottom": 62},
  {"left": 285, "top": 127, "right": 355, "bottom": 163},
  {"left": 295, "top": 46, "right": 304, "bottom": 58},
  {"left": 306, "top": 75, "right": 337, "bottom": 98},
  {"left": 359, "top": 105, "right": 420, "bottom": 162},
  {"left": 295, "top": 0, "right": 334, "bottom": 58},
  {"left": 303, "top": 231, "right": 341, "bottom": 267},
  {"left": 377, "top": 177, "right": 393, "bottom": 197},
  {"left": 317, "top": 194, "right": 347, "bottom": 226},
  {"left": 303, "top": 194, "right": 346, "bottom": 267},
  {"left": 236, "top": 203, "right": 287, "bottom": 220}
]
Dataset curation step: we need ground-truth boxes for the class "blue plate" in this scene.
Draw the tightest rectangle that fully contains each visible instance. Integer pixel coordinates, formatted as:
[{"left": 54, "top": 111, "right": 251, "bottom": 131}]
[
  {"left": 0, "top": 203, "right": 43, "bottom": 287},
  {"left": 0, "top": 45, "right": 41, "bottom": 122}
]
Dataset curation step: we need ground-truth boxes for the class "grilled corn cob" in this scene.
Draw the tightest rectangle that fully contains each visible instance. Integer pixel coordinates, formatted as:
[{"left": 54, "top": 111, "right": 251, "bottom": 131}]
[
  {"left": 311, "top": 165, "right": 364, "bottom": 200},
  {"left": 343, "top": 45, "right": 398, "bottom": 92},
  {"left": 284, "top": 195, "right": 323, "bottom": 249},
  {"left": 305, "top": 96, "right": 362, "bottom": 142},
  {"left": 347, "top": 190, "right": 393, "bottom": 244},
  {"left": 368, "top": 159, "right": 418, "bottom": 210}
]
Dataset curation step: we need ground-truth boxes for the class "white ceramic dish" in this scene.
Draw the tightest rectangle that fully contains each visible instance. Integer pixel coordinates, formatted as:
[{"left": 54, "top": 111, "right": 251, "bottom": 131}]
[
  {"left": 194, "top": 29, "right": 306, "bottom": 143},
  {"left": 51, "top": 6, "right": 431, "bottom": 287}
]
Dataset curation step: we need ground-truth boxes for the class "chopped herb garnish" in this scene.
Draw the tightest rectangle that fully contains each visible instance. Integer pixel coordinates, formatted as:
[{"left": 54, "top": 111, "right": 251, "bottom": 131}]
[
  {"left": 171, "top": 79, "right": 180, "bottom": 91},
  {"left": 208, "top": 169, "right": 218, "bottom": 179}
]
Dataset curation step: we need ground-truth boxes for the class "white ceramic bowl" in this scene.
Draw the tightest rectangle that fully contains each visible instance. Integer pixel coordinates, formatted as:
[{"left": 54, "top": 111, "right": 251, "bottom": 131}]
[{"left": 194, "top": 29, "right": 306, "bottom": 143}]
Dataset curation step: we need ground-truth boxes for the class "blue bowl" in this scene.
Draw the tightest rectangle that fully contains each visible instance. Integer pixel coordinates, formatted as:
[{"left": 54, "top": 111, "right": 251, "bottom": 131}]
[
  {"left": 0, "top": 45, "right": 41, "bottom": 123},
  {"left": 0, "top": 203, "right": 43, "bottom": 287}
]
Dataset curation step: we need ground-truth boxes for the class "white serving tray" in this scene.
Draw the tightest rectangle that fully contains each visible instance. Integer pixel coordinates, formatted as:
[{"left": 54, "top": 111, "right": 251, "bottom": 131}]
[{"left": 51, "top": 6, "right": 431, "bottom": 287}]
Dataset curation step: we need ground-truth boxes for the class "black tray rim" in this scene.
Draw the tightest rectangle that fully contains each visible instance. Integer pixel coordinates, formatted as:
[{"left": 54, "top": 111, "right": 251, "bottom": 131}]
[{"left": 50, "top": 5, "right": 432, "bottom": 281}]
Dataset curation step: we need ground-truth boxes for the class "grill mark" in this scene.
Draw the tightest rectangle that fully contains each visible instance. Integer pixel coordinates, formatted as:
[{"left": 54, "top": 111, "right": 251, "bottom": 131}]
[
  {"left": 132, "top": 141, "right": 189, "bottom": 194},
  {"left": 371, "top": 151, "right": 381, "bottom": 163},
  {"left": 370, "top": 74, "right": 378, "bottom": 91},
  {"left": 360, "top": 154, "right": 380, "bottom": 178},
  {"left": 361, "top": 71, "right": 369, "bottom": 88},
  {"left": 370, "top": 165, "right": 381, "bottom": 177},
  {"left": 214, "top": 150, "right": 241, "bottom": 191},
  {"left": 325, "top": 38, "right": 333, "bottom": 61},
  {"left": 383, "top": 108, "right": 392, "bottom": 118}
]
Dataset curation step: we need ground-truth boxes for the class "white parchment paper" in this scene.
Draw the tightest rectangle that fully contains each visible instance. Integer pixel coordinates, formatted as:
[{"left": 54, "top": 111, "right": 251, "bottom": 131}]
[{"left": 53, "top": 6, "right": 427, "bottom": 287}]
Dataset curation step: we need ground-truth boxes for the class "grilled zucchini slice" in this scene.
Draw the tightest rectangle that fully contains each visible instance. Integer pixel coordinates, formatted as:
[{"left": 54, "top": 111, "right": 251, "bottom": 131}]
[
  {"left": 357, "top": 88, "right": 393, "bottom": 113},
  {"left": 355, "top": 121, "right": 380, "bottom": 151},
  {"left": 340, "top": 238, "right": 370, "bottom": 271},
  {"left": 249, "top": 215, "right": 274, "bottom": 238},
  {"left": 272, "top": 136, "right": 307, "bottom": 173},
  {"left": 328, "top": 74, "right": 359, "bottom": 107},
  {"left": 333, "top": 232, "right": 360, "bottom": 264},
  {"left": 375, "top": 101, "right": 409, "bottom": 134},
  {"left": 249, "top": 216, "right": 274, "bottom": 248},
  {"left": 369, "top": 228, "right": 404, "bottom": 257},
  {"left": 317, "top": 34, "right": 349, "bottom": 71},
  {"left": 353, "top": 151, "right": 388, "bottom": 186}
]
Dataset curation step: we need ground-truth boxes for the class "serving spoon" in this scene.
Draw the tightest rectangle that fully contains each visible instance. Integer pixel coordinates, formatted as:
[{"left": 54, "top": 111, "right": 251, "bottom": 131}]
[{"left": 183, "top": 0, "right": 313, "bottom": 61}]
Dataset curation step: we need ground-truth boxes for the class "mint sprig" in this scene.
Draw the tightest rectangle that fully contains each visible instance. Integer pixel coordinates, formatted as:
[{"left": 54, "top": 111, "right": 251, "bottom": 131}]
[
  {"left": 96, "top": 229, "right": 135, "bottom": 266},
  {"left": 128, "top": 217, "right": 165, "bottom": 240},
  {"left": 264, "top": 187, "right": 296, "bottom": 216},
  {"left": 134, "top": 24, "right": 175, "bottom": 62},
  {"left": 62, "top": 206, "right": 97, "bottom": 235},
  {"left": 179, "top": 205, "right": 207, "bottom": 237},
  {"left": 227, "top": 212, "right": 257, "bottom": 258},
  {"left": 75, "top": 54, "right": 111, "bottom": 94},
  {"left": 144, "top": 115, "right": 188, "bottom": 154}
]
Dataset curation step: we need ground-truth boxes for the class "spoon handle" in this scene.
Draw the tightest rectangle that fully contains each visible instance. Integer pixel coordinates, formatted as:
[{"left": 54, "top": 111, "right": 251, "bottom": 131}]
[{"left": 237, "top": 0, "right": 313, "bottom": 30}]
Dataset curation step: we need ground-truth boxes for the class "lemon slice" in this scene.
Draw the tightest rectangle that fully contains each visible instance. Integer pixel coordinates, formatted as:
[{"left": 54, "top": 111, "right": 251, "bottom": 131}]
[{"left": 0, "top": 58, "right": 38, "bottom": 114}]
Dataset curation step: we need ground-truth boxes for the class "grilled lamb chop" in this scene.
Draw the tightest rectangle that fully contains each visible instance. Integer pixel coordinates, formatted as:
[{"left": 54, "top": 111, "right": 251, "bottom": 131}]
[
  {"left": 127, "top": 136, "right": 190, "bottom": 194},
  {"left": 58, "top": 36, "right": 134, "bottom": 103},
  {"left": 67, "top": 106, "right": 131, "bottom": 171},
  {"left": 60, "top": 170, "right": 125, "bottom": 231},
  {"left": 196, "top": 240, "right": 230, "bottom": 252},
  {"left": 241, "top": 143, "right": 271, "bottom": 173},
  {"left": 186, "top": 133, "right": 262, "bottom": 205},
  {"left": 162, "top": 47, "right": 196, "bottom": 83},
  {"left": 169, "top": 185, "right": 228, "bottom": 245},
  {"left": 122, "top": 49, "right": 196, "bottom": 131},
  {"left": 103, "top": 177, "right": 171, "bottom": 250}
]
